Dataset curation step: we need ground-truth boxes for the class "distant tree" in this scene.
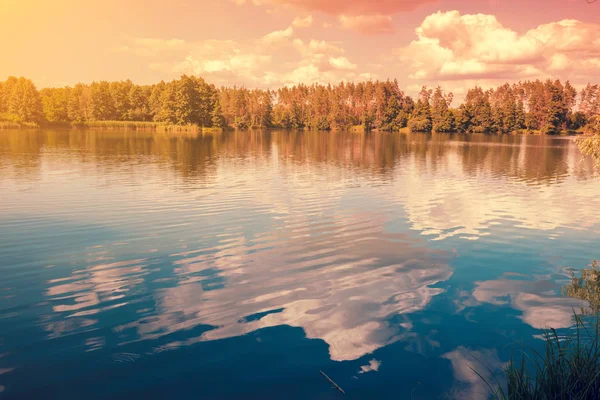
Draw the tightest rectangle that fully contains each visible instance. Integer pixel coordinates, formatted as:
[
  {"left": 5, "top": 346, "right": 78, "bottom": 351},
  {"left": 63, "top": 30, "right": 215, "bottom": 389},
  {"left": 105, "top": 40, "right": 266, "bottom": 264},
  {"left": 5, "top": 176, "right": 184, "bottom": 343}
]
[
  {"left": 128, "top": 84, "right": 151, "bottom": 121},
  {"left": 408, "top": 86, "right": 433, "bottom": 132},
  {"left": 0, "top": 77, "right": 44, "bottom": 124},
  {"left": 463, "top": 87, "right": 493, "bottom": 133},
  {"left": 563, "top": 261, "right": 600, "bottom": 315},
  {"left": 41, "top": 87, "right": 70, "bottom": 122},
  {"left": 211, "top": 92, "right": 226, "bottom": 128},
  {"left": 110, "top": 80, "right": 133, "bottom": 121},
  {"left": 67, "top": 83, "right": 91, "bottom": 122},
  {"left": 4, "top": 74, "right": 600, "bottom": 138},
  {"left": 431, "top": 86, "right": 455, "bottom": 132},
  {"left": 89, "top": 81, "right": 116, "bottom": 121}
]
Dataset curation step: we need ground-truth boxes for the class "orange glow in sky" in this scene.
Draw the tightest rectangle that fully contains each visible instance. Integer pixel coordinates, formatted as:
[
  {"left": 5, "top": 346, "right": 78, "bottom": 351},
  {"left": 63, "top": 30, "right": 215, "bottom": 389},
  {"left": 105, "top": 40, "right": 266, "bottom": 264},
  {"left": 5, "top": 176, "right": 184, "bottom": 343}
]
[{"left": 1, "top": 0, "right": 600, "bottom": 97}]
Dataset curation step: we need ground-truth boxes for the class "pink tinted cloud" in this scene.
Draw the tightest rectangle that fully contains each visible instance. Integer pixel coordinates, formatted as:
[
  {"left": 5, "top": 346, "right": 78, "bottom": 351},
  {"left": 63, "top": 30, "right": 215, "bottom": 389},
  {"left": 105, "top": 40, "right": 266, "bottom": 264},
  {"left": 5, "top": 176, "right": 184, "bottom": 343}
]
[
  {"left": 397, "top": 10, "right": 600, "bottom": 85},
  {"left": 237, "top": 0, "right": 437, "bottom": 16},
  {"left": 339, "top": 14, "right": 394, "bottom": 35}
]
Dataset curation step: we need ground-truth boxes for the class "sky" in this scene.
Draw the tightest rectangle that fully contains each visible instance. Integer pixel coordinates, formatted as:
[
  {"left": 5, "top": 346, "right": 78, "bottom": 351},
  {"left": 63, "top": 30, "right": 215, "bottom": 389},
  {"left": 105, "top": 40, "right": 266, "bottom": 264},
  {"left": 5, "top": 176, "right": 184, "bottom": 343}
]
[{"left": 1, "top": 0, "right": 600, "bottom": 98}]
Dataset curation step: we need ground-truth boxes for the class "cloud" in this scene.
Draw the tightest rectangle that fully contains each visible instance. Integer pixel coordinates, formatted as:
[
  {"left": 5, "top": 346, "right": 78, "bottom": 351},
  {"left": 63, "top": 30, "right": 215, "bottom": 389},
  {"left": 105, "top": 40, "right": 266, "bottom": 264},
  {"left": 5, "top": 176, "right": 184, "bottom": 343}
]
[
  {"left": 471, "top": 277, "right": 583, "bottom": 329},
  {"left": 339, "top": 14, "right": 394, "bottom": 35},
  {"left": 273, "top": 38, "right": 370, "bottom": 85},
  {"left": 235, "top": 0, "right": 438, "bottom": 34},
  {"left": 293, "top": 38, "right": 345, "bottom": 57},
  {"left": 292, "top": 15, "right": 313, "bottom": 28},
  {"left": 358, "top": 359, "right": 381, "bottom": 374},
  {"left": 395, "top": 135, "right": 600, "bottom": 239},
  {"left": 152, "top": 39, "right": 273, "bottom": 82},
  {"left": 261, "top": 26, "right": 294, "bottom": 45},
  {"left": 116, "top": 209, "right": 452, "bottom": 362},
  {"left": 111, "top": 37, "right": 189, "bottom": 57},
  {"left": 329, "top": 56, "right": 357, "bottom": 70},
  {"left": 442, "top": 347, "right": 504, "bottom": 400},
  {"left": 235, "top": 0, "right": 437, "bottom": 16},
  {"left": 396, "top": 11, "right": 600, "bottom": 88},
  {"left": 119, "top": 28, "right": 369, "bottom": 87}
]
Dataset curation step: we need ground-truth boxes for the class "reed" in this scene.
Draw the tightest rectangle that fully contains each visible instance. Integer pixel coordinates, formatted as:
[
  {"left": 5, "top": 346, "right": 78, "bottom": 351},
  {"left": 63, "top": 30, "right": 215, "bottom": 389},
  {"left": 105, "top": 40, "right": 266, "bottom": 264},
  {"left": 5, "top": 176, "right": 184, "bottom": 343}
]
[
  {"left": 70, "top": 121, "right": 200, "bottom": 132},
  {"left": 0, "top": 120, "right": 39, "bottom": 129},
  {"left": 475, "top": 315, "right": 600, "bottom": 400},
  {"left": 577, "top": 134, "right": 600, "bottom": 166}
]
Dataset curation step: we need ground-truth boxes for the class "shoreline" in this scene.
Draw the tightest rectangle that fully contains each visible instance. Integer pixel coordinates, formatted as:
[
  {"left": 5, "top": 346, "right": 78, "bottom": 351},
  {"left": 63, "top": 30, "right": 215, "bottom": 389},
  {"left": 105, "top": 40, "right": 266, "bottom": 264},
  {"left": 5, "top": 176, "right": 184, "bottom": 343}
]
[{"left": 0, "top": 121, "right": 590, "bottom": 136}]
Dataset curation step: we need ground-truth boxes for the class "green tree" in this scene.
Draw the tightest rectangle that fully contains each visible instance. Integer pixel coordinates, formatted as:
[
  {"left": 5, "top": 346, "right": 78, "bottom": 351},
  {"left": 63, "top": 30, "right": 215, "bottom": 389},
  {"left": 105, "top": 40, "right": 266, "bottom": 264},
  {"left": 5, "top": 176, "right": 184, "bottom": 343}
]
[
  {"left": 408, "top": 86, "right": 433, "bottom": 132},
  {"left": 128, "top": 84, "right": 151, "bottom": 121},
  {"left": 149, "top": 81, "right": 167, "bottom": 122},
  {"left": 110, "top": 80, "right": 133, "bottom": 121},
  {"left": 431, "top": 86, "right": 455, "bottom": 132},
  {"left": 2, "top": 77, "right": 44, "bottom": 124},
  {"left": 68, "top": 83, "right": 91, "bottom": 122},
  {"left": 89, "top": 81, "right": 116, "bottom": 121},
  {"left": 211, "top": 92, "right": 226, "bottom": 128},
  {"left": 563, "top": 261, "right": 600, "bottom": 315},
  {"left": 41, "top": 87, "right": 71, "bottom": 122},
  {"left": 463, "top": 87, "right": 493, "bottom": 133}
]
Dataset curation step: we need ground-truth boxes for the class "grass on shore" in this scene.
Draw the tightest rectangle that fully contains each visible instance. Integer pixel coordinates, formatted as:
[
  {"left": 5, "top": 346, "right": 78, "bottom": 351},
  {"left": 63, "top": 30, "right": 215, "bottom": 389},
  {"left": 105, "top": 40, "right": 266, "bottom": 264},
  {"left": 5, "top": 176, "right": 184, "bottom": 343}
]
[
  {"left": 0, "top": 120, "right": 39, "bottom": 129},
  {"left": 576, "top": 134, "right": 600, "bottom": 166},
  {"left": 70, "top": 121, "right": 202, "bottom": 132},
  {"left": 0, "top": 120, "right": 230, "bottom": 133},
  {"left": 478, "top": 315, "right": 600, "bottom": 400},
  {"left": 475, "top": 260, "right": 600, "bottom": 399}
]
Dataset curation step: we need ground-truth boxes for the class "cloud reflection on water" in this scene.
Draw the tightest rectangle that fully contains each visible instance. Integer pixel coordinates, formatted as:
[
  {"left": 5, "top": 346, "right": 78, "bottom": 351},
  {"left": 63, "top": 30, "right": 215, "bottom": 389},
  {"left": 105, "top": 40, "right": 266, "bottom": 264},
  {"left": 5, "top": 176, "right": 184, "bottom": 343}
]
[
  {"left": 468, "top": 274, "right": 584, "bottom": 329},
  {"left": 118, "top": 213, "right": 451, "bottom": 361}
]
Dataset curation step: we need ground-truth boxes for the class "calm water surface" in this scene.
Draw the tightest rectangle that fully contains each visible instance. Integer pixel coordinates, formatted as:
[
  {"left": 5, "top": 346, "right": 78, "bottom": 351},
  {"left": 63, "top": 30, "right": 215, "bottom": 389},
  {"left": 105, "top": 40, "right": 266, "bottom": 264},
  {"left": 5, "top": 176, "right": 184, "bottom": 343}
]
[{"left": 1, "top": 130, "right": 599, "bottom": 399}]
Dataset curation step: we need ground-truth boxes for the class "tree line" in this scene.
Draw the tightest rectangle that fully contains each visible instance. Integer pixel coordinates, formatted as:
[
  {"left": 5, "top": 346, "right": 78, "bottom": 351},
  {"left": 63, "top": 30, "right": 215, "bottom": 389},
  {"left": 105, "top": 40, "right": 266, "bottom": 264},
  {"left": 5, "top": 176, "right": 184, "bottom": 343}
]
[{"left": 1, "top": 75, "right": 600, "bottom": 134}]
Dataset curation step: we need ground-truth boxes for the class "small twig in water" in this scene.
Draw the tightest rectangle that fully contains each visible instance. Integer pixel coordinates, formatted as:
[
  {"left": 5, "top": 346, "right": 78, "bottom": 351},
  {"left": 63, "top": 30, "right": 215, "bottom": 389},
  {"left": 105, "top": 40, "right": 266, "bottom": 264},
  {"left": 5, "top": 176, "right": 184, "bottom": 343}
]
[
  {"left": 411, "top": 381, "right": 422, "bottom": 400},
  {"left": 320, "top": 370, "right": 345, "bottom": 395}
]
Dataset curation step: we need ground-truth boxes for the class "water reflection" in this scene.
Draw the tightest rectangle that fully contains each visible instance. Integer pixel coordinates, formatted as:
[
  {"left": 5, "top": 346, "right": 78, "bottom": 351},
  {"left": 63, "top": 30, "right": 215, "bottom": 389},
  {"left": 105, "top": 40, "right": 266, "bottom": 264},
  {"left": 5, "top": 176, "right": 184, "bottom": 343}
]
[
  {"left": 44, "top": 254, "right": 150, "bottom": 340},
  {"left": 442, "top": 346, "right": 504, "bottom": 400},
  {"left": 469, "top": 275, "right": 583, "bottom": 329},
  {"left": 1, "top": 130, "right": 597, "bottom": 183},
  {"left": 563, "top": 260, "right": 600, "bottom": 315},
  {"left": 1, "top": 129, "right": 600, "bottom": 399},
  {"left": 119, "top": 215, "right": 450, "bottom": 361}
]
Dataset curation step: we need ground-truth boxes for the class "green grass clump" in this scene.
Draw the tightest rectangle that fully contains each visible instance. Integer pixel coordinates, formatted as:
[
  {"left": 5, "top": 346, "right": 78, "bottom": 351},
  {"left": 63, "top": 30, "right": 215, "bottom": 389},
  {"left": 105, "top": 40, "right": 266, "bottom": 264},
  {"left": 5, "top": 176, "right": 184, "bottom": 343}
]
[
  {"left": 71, "top": 121, "right": 191, "bottom": 131},
  {"left": 477, "top": 316, "right": 600, "bottom": 400},
  {"left": 0, "top": 120, "right": 39, "bottom": 129},
  {"left": 577, "top": 135, "right": 600, "bottom": 167}
]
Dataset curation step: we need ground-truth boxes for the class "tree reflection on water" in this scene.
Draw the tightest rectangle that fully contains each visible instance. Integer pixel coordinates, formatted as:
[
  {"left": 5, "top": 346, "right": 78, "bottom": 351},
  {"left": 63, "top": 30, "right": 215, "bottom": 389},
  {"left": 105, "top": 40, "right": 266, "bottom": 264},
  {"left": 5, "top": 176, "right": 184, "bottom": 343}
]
[{"left": 563, "top": 260, "right": 600, "bottom": 316}]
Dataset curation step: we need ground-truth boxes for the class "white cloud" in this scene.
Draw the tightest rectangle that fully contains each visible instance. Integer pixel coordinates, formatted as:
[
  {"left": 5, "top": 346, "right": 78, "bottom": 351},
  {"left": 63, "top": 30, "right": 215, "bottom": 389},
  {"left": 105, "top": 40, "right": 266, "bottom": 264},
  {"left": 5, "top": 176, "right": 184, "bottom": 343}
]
[
  {"left": 329, "top": 56, "right": 357, "bottom": 70},
  {"left": 111, "top": 37, "right": 189, "bottom": 57},
  {"left": 358, "top": 359, "right": 381, "bottom": 374},
  {"left": 293, "top": 38, "right": 345, "bottom": 57},
  {"left": 396, "top": 10, "right": 600, "bottom": 91},
  {"left": 261, "top": 26, "right": 294, "bottom": 45},
  {"left": 339, "top": 14, "right": 394, "bottom": 35},
  {"left": 442, "top": 347, "right": 504, "bottom": 400},
  {"left": 292, "top": 15, "right": 313, "bottom": 28},
  {"left": 233, "top": 0, "right": 437, "bottom": 20},
  {"left": 119, "top": 28, "right": 368, "bottom": 88}
]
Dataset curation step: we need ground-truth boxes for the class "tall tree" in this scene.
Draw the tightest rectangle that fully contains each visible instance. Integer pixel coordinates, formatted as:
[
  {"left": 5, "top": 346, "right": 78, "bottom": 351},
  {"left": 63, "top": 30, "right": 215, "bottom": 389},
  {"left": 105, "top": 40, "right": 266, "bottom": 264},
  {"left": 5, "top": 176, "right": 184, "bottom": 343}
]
[
  {"left": 2, "top": 77, "right": 44, "bottom": 124},
  {"left": 431, "top": 86, "right": 455, "bottom": 132},
  {"left": 41, "top": 87, "right": 70, "bottom": 122},
  {"left": 89, "top": 81, "right": 116, "bottom": 121},
  {"left": 408, "top": 86, "right": 433, "bottom": 132}
]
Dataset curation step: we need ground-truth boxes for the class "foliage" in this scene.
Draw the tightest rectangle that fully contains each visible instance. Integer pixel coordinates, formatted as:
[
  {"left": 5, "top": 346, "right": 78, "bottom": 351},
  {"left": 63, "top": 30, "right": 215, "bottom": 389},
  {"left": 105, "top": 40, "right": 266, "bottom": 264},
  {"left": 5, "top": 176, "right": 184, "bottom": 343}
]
[
  {"left": 483, "top": 316, "right": 600, "bottom": 400},
  {"left": 577, "top": 134, "right": 600, "bottom": 166},
  {"left": 408, "top": 86, "right": 433, "bottom": 132},
  {"left": 2, "top": 76, "right": 600, "bottom": 134},
  {"left": 0, "top": 77, "right": 43, "bottom": 125},
  {"left": 431, "top": 86, "right": 455, "bottom": 132},
  {"left": 474, "top": 261, "right": 600, "bottom": 399},
  {"left": 563, "top": 261, "right": 600, "bottom": 315}
]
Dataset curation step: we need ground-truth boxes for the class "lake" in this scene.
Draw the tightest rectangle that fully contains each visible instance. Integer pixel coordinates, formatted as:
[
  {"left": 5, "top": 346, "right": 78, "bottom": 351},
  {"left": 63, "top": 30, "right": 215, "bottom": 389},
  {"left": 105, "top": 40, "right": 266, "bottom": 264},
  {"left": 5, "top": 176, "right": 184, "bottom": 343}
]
[{"left": 1, "top": 129, "right": 599, "bottom": 399}]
